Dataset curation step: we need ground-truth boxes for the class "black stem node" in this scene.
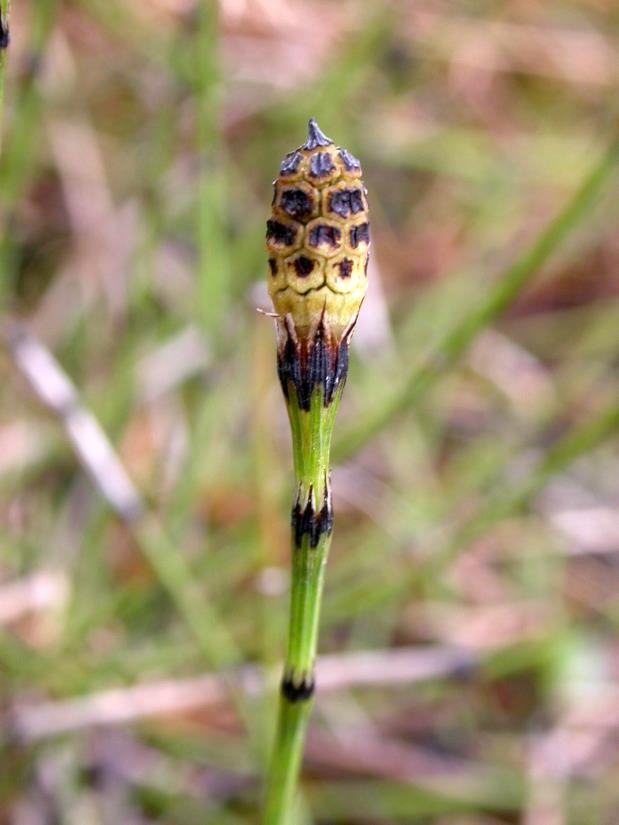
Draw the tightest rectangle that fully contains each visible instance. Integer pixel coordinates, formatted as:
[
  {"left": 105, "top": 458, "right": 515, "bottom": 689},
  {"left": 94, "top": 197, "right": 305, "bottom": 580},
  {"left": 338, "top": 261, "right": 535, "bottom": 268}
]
[
  {"left": 277, "top": 316, "right": 351, "bottom": 411},
  {"left": 281, "top": 673, "right": 315, "bottom": 702},
  {"left": 291, "top": 486, "right": 333, "bottom": 548}
]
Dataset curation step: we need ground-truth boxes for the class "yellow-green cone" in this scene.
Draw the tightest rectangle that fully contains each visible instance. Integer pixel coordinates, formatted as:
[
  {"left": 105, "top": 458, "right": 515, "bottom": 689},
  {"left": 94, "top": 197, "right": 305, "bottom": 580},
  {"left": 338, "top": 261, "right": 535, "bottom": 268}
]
[{"left": 266, "top": 119, "right": 369, "bottom": 409}]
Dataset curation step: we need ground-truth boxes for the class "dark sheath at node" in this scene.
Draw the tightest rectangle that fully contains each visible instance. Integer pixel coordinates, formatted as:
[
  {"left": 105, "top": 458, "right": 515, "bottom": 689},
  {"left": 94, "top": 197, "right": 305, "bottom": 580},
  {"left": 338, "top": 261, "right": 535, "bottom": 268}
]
[
  {"left": 0, "top": 19, "right": 9, "bottom": 49},
  {"left": 277, "top": 319, "right": 350, "bottom": 411},
  {"left": 281, "top": 674, "right": 315, "bottom": 702},
  {"left": 291, "top": 492, "right": 333, "bottom": 548}
]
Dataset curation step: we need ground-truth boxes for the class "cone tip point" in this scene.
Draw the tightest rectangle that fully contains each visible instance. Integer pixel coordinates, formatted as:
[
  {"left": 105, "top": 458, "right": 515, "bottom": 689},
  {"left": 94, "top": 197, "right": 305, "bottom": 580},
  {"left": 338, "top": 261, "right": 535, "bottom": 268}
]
[{"left": 304, "top": 118, "right": 333, "bottom": 150}]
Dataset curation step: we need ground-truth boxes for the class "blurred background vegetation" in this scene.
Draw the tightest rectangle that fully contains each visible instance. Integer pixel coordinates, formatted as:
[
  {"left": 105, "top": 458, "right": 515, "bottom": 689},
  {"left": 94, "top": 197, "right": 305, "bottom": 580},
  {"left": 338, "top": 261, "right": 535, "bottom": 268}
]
[{"left": 1, "top": 1, "right": 619, "bottom": 823}]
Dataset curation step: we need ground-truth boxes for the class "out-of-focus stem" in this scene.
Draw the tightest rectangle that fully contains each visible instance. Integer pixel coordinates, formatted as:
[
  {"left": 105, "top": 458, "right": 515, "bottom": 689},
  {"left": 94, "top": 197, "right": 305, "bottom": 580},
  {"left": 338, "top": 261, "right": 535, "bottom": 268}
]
[
  {"left": 0, "top": 0, "right": 59, "bottom": 307},
  {"left": 195, "top": 0, "right": 228, "bottom": 335},
  {"left": 0, "top": 0, "right": 10, "bottom": 154}
]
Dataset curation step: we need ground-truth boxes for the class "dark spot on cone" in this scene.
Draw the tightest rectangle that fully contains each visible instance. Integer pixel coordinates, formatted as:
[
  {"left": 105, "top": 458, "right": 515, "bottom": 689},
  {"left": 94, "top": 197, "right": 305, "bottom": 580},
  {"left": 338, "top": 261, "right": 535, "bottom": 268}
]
[
  {"left": 294, "top": 256, "right": 314, "bottom": 277},
  {"left": 281, "top": 188, "right": 313, "bottom": 220},
  {"left": 308, "top": 224, "right": 341, "bottom": 249},
  {"left": 266, "top": 219, "right": 296, "bottom": 247},
  {"left": 280, "top": 151, "right": 301, "bottom": 176},
  {"left": 309, "top": 152, "right": 335, "bottom": 178},
  {"left": 338, "top": 259, "right": 353, "bottom": 278},
  {"left": 349, "top": 222, "right": 370, "bottom": 248},
  {"left": 338, "top": 148, "right": 361, "bottom": 171},
  {"left": 328, "top": 189, "right": 364, "bottom": 218},
  {"left": 268, "top": 258, "right": 278, "bottom": 276}
]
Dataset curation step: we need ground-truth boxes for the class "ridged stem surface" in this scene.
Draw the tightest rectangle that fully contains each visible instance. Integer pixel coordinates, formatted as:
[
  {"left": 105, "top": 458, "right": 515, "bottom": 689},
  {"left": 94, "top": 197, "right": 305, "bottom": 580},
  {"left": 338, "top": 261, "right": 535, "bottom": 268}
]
[{"left": 263, "top": 384, "right": 342, "bottom": 825}]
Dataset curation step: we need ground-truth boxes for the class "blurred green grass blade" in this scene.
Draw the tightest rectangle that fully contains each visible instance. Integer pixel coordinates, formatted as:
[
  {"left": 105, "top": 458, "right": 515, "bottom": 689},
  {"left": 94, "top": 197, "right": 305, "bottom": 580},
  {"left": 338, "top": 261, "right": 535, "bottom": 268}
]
[
  {"left": 195, "top": 0, "right": 229, "bottom": 335},
  {"left": 310, "top": 774, "right": 523, "bottom": 821},
  {"left": 134, "top": 513, "right": 239, "bottom": 668},
  {"left": 332, "top": 393, "right": 619, "bottom": 619},
  {"left": 0, "top": 0, "right": 59, "bottom": 304},
  {"left": 270, "top": 10, "right": 394, "bottom": 127},
  {"left": 335, "top": 129, "right": 619, "bottom": 461},
  {"left": 0, "top": 0, "right": 58, "bottom": 206},
  {"left": 457, "top": 396, "right": 619, "bottom": 546},
  {"left": 536, "top": 400, "right": 619, "bottom": 477},
  {"left": 0, "top": 0, "right": 9, "bottom": 154}
]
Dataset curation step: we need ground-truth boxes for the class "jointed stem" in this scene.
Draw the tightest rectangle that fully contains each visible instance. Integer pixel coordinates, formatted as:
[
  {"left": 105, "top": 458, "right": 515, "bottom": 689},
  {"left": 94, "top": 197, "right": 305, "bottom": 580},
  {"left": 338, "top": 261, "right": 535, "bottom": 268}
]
[
  {"left": 264, "top": 385, "right": 342, "bottom": 825},
  {"left": 263, "top": 117, "right": 367, "bottom": 824},
  {"left": 286, "top": 528, "right": 331, "bottom": 685},
  {"left": 263, "top": 696, "right": 313, "bottom": 825}
]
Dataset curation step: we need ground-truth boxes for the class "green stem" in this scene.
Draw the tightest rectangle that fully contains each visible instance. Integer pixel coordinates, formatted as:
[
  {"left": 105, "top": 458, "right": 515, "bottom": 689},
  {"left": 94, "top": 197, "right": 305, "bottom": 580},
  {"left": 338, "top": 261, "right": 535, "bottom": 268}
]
[
  {"left": 195, "top": 0, "right": 228, "bottom": 335},
  {"left": 264, "top": 385, "right": 342, "bottom": 825},
  {"left": 264, "top": 698, "right": 313, "bottom": 825},
  {"left": 286, "top": 530, "right": 329, "bottom": 682}
]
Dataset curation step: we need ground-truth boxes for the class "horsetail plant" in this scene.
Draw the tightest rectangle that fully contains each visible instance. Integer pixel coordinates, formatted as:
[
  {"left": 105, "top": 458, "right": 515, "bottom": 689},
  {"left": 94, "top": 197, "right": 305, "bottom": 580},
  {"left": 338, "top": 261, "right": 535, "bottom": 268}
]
[{"left": 263, "top": 119, "right": 369, "bottom": 824}]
